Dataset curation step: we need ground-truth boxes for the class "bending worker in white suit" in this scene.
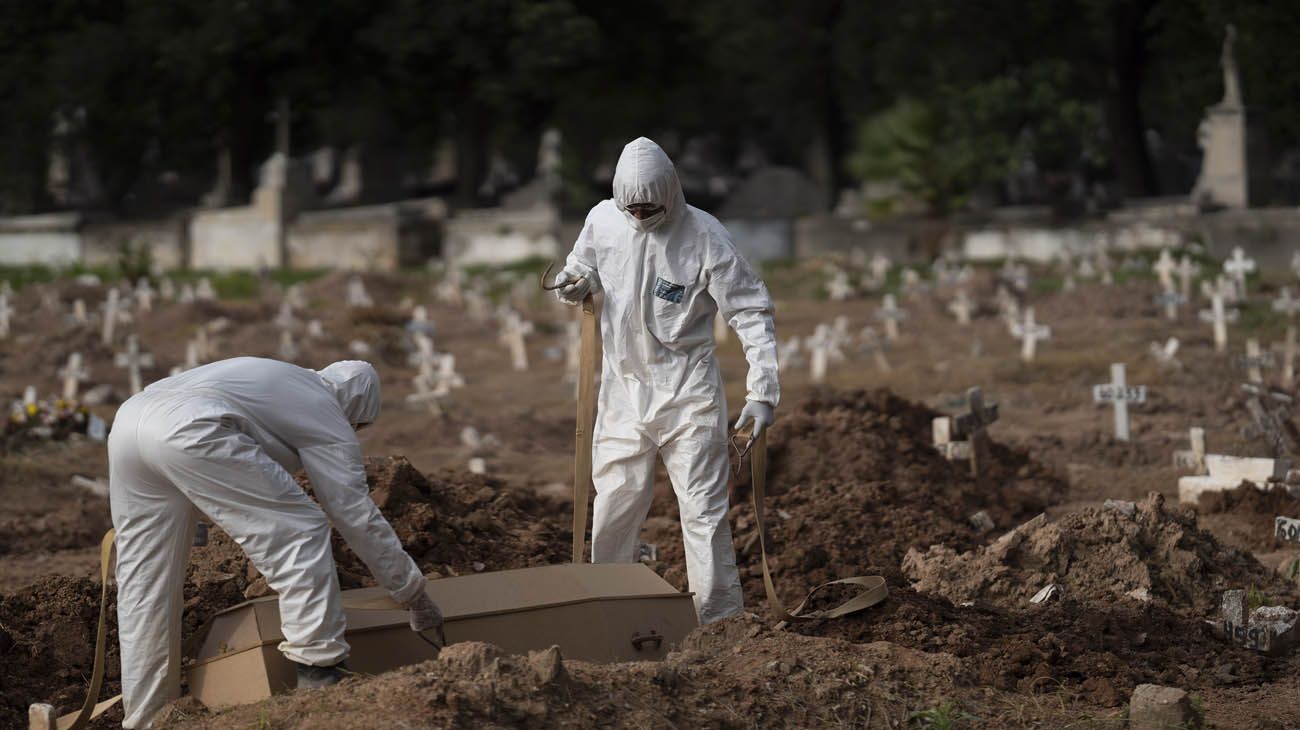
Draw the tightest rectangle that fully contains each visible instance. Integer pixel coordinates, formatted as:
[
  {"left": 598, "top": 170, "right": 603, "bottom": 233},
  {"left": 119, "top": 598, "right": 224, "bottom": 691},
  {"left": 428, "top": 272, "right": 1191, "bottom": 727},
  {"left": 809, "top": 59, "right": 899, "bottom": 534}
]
[
  {"left": 108, "top": 357, "right": 443, "bottom": 728},
  {"left": 554, "top": 137, "right": 780, "bottom": 624}
]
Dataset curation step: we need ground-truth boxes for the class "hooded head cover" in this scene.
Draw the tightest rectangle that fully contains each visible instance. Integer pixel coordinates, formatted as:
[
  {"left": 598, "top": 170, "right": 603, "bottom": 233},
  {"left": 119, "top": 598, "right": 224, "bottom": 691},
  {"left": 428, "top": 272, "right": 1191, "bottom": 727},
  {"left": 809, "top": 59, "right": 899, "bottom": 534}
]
[
  {"left": 316, "top": 360, "right": 382, "bottom": 426},
  {"left": 612, "top": 137, "right": 686, "bottom": 233}
]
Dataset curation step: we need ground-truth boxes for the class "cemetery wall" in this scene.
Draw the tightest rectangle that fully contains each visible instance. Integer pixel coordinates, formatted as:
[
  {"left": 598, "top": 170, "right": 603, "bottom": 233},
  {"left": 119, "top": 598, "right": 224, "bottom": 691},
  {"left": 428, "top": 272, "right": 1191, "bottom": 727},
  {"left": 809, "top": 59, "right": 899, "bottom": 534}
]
[
  {"left": 442, "top": 207, "right": 561, "bottom": 265},
  {"left": 81, "top": 217, "right": 188, "bottom": 270},
  {"left": 287, "top": 202, "right": 443, "bottom": 270},
  {"left": 722, "top": 219, "right": 793, "bottom": 262},
  {"left": 793, "top": 215, "right": 935, "bottom": 262},
  {"left": 189, "top": 206, "right": 282, "bottom": 271},
  {"left": 0, "top": 213, "right": 82, "bottom": 266}
]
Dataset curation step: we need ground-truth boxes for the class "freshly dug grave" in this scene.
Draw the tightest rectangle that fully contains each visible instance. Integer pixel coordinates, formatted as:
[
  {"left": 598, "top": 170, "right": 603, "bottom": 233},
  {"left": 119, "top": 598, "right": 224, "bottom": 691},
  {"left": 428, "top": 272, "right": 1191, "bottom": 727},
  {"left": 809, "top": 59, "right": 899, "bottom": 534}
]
[
  {"left": 153, "top": 614, "right": 971, "bottom": 729},
  {"left": 901, "top": 492, "right": 1295, "bottom": 616}
]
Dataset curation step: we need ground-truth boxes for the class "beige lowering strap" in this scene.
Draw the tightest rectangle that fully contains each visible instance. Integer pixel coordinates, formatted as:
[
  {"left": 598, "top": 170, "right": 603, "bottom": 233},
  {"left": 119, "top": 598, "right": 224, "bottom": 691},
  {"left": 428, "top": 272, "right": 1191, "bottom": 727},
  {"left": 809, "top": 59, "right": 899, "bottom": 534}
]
[
  {"left": 571, "top": 293, "right": 598, "bottom": 563},
  {"left": 740, "top": 428, "right": 888, "bottom": 621},
  {"left": 56, "top": 529, "right": 122, "bottom": 730}
]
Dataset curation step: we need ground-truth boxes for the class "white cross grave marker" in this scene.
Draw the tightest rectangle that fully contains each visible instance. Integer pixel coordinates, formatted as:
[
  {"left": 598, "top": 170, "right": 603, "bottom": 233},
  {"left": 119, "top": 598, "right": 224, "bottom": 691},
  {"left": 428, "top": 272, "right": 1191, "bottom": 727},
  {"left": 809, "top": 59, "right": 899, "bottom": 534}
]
[
  {"left": 499, "top": 311, "right": 534, "bottom": 372},
  {"left": 1011, "top": 307, "right": 1051, "bottom": 363},
  {"left": 60, "top": 353, "right": 90, "bottom": 401},
  {"left": 858, "top": 327, "right": 891, "bottom": 372},
  {"left": 1092, "top": 363, "right": 1146, "bottom": 442},
  {"left": 1224, "top": 246, "right": 1256, "bottom": 300},
  {"left": 278, "top": 330, "right": 299, "bottom": 361},
  {"left": 100, "top": 289, "right": 122, "bottom": 345},
  {"left": 407, "top": 305, "right": 435, "bottom": 338},
  {"left": 159, "top": 277, "right": 176, "bottom": 301},
  {"left": 875, "top": 294, "right": 907, "bottom": 341},
  {"left": 1153, "top": 249, "right": 1176, "bottom": 290},
  {"left": 1149, "top": 337, "right": 1182, "bottom": 369},
  {"left": 777, "top": 336, "right": 804, "bottom": 373},
  {"left": 114, "top": 335, "right": 155, "bottom": 395},
  {"left": 806, "top": 324, "right": 840, "bottom": 384},
  {"left": 1240, "top": 338, "right": 1272, "bottom": 384},
  {"left": 347, "top": 276, "right": 373, "bottom": 308},
  {"left": 948, "top": 290, "right": 974, "bottom": 325},
  {"left": 1198, "top": 291, "right": 1239, "bottom": 353},
  {"left": 433, "top": 354, "right": 465, "bottom": 397},
  {"left": 273, "top": 300, "right": 299, "bottom": 331},
  {"left": 195, "top": 277, "right": 216, "bottom": 302},
  {"left": 1177, "top": 255, "right": 1199, "bottom": 301},
  {"left": 0, "top": 293, "right": 12, "bottom": 338},
  {"left": 134, "top": 278, "right": 154, "bottom": 313},
  {"left": 827, "top": 269, "right": 853, "bottom": 302}
]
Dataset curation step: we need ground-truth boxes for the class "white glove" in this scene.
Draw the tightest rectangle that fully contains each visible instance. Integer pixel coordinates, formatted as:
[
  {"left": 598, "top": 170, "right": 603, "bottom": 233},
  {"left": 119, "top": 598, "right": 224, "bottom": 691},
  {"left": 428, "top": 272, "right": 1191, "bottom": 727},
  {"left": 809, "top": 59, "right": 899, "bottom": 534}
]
[
  {"left": 555, "top": 272, "right": 592, "bottom": 305},
  {"left": 406, "top": 590, "right": 445, "bottom": 642},
  {"left": 734, "top": 400, "right": 775, "bottom": 439}
]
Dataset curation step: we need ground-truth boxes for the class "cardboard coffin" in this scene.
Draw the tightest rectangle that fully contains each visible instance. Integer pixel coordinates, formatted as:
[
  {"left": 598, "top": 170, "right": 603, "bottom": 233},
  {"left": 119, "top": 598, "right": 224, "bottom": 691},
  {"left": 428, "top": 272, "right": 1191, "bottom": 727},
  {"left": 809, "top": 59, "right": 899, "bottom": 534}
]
[{"left": 185, "top": 562, "right": 698, "bottom": 708}]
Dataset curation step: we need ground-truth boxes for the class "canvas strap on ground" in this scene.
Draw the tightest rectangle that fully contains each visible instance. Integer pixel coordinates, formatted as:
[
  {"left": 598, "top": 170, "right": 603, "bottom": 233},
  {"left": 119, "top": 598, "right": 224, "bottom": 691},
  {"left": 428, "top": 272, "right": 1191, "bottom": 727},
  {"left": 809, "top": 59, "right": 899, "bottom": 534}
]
[
  {"left": 735, "top": 426, "right": 888, "bottom": 623},
  {"left": 54, "top": 529, "right": 121, "bottom": 730}
]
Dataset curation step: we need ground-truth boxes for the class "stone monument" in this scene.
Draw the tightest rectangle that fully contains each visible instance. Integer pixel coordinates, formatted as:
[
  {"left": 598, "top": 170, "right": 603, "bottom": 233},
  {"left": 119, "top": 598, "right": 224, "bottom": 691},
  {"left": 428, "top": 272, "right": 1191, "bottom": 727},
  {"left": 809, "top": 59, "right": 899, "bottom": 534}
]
[{"left": 1191, "top": 25, "right": 1270, "bottom": 209}]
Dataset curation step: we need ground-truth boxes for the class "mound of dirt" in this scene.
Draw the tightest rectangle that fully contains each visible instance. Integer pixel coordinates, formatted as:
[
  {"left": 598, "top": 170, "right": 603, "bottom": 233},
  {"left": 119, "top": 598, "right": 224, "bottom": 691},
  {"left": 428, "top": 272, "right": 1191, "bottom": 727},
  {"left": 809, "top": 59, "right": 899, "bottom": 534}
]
[
  {"left": 901, "top": 492, "right": 1294, "bottom": 615},
  {"left": 0, "top": 576, "right": 123, "bottom": 728},
  {"left": 668, "top": 389, "right": 1067, "bottom": 609},
  {"left": 1199, "top": 483, "right": 1300, "bottom": 519}
]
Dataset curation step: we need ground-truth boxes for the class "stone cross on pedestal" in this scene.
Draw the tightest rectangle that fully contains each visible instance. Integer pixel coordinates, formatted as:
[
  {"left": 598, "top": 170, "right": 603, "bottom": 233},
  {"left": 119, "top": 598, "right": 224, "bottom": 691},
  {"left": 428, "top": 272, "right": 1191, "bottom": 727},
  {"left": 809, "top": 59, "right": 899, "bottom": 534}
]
[
  {"left": 114, "top": 335, "right": 155, "bottom": 395},
  {"left": 875, "top": 294, "right": 907, "bottom": 341},
  {"left": 1011, "top": 307, "right": 1051, "bottom": 363},
  {"left": 954, "top": 387, "right": 999, "bottom": 476},
  {"left": 1239, "top": 338, "right": 1273, "bottom": 384},
  {"left": 1199, "top": 291, "right": 1239, "bottom": 352},
  {"left": 59, "top": 352, "right": 90, "bottom": 401},
  {"left": 1092, "top": 363, "right": 1147, "bottom": 442},
  {"left": 134, "top": 278, "right": 154, "bottom": 313},
  {"left": 1224, "top": 246, "right": 1256, "bottom": 299},
  {"left": 858, "top": 326, "right": 891, "bottom": 372},
  {"left": 1176, "top": 256, "right": 1199, "bottom": 301},
  {"left": 346, "top": 276, "right": 373, "bottom": 308},
  {"left": 0, "top": 293, "right": 12, "bottom": 338},
  {"left": 499, "top": 312, "right": 534, "bottom": 372},
  {"left": 101, "top": 289, "right": 122, "bottom": 345},
  {"left": 195, "top": 277, "right": 216, "bottom": 302},
  {"left": 948, "top": 290, "right": 974, "bottom": 325}
]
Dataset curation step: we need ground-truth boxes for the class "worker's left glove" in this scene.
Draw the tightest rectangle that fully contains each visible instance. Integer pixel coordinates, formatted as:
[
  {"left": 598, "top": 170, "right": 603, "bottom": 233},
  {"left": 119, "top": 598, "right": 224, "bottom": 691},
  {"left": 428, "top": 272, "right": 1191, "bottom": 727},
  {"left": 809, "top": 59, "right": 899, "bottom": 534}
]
[
  {"left": 554, "top": 269, "right": 594, "bottom": 305},
  {"left": 406, "top": 590, "right": 445, "bottom": 640},
  {"left": 734, "top": 400, "right": 775, "bottom": 439}
]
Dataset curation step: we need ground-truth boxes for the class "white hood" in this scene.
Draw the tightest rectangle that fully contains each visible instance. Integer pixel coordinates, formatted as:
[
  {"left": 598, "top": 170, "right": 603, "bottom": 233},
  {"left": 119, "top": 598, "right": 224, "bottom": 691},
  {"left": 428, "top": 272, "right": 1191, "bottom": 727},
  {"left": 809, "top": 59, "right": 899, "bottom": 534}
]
[
  {"left": 316, "top": 360, "right": 381, "bottom": 425},
  {"left": 612, "top": 137, "right": 686, "bottom": 232}
]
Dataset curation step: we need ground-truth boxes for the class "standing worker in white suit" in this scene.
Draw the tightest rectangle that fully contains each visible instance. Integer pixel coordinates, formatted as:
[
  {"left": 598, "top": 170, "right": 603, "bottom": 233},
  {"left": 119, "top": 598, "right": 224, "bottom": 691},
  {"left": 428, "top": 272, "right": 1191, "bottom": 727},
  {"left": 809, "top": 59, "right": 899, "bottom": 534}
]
[
  {"left": 553, "top": 137, "right": 780, "bottom": 624},
  {"left": 108, "top": 357, "right": 443, "bottom": 728}
]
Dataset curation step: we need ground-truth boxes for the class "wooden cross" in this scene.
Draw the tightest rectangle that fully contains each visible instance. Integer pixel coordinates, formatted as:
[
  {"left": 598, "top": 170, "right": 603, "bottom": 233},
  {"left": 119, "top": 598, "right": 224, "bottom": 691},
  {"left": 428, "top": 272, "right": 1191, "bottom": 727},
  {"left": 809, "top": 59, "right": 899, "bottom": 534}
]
[
  {"left": 114, "top": 335, "right": 155, "bottom": 395},
  {"left": 952, "top": 387, "right": 999, "bottom": 476},
  {"left": 1241, "top": 384, "right": 1300, "bottom": 458},
  {"left": 1198, "top": 291, "right": 1239, "bottom": 353},
  {"left": 875, "top": 293, "right": 907, "bottom": 341},
  {"left": 1092, "top": 363, "right": 1146, "bottom": 441},
  {"left": 1239, "top": 338, "right": 1273, "bottom": 384},
  {"left": 59, "top": 352, "right": 90, "bottom": 401},
  {"left": 1224, "top": 246, "right": 1256, "bottom": 299},
  {"left": 499, "top": 311, "right": 534, "bottom": 372},
  {"left": 0, "top": 293, "right": 12, "bottom": 338},
  {"left": 858, "top": 326, "right": 891, "bottom": 372},
  {"left": 948, "top": 290, "right": 973, "bottom": 325},
  {"left": 1011, "top": 307, "right": 1051, "bottom": 363},
  {"left": 134, "top": 278, "right": 154, "bottom": 313}
]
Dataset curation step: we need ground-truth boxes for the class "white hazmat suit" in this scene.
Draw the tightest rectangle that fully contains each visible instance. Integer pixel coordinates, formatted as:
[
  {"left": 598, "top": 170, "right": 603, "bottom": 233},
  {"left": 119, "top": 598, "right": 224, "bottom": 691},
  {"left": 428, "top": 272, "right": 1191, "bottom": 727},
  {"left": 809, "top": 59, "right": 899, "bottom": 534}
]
[
  {"left": 108, "top": 357, "right": 426, "bottom": 728},
  {"left": 558, "top": 137, "right": 780, "bottom": 624}
]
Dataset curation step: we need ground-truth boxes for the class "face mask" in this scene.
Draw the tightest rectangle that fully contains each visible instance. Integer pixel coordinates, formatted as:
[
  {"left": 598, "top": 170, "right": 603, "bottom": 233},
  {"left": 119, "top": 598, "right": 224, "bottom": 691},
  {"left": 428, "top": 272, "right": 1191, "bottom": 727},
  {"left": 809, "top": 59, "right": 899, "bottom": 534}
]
[{"left": 625, "top": 208, "right": 668, "bottom": 232}]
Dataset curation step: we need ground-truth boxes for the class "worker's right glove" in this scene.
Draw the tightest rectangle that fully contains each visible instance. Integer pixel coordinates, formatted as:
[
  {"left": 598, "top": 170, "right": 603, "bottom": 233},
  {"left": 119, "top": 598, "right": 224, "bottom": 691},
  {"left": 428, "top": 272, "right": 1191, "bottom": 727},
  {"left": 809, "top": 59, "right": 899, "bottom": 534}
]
[
  {"left": 554, "top": 270, "right": 593, "bottom": 305},
  {"left": 735, "top": 400, "right": 775, "bottom": 439},
  {"left": 406, "top": 590, "right": 445, "bottom": 645}
]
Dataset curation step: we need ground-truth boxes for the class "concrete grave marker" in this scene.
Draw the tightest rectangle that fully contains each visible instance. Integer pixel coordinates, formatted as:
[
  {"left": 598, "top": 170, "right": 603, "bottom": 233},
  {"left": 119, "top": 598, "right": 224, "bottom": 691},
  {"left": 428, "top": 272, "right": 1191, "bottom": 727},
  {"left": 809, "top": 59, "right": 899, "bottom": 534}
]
[
  {"left": 100, "top": 289, "right": 122, "bottom": 345},
  {"left": 1153, "top": 249, "right": 1176, "bottom": 289},
  {"left": 499, "top": 311, "right": 534, "bottom": 372},
  {"left": 59, "top": 353, "right": 90, "bottom": 401},
  {"left": 1198, "top": 290, "right": 1238, "bottom": 353},
  {"left": 948, "top": 290, "right": 974, "bottom": 326},
  {"left": 1275, "top": 516, "right": 1300, "bottom": 543},
  {"left": 1092, "top": 363, "right": 1146, "bottom": 441},
  {"left": 1176, "top": 255, "right": 1199, "bottom": 301},
  {"left": 806, "top": 324, "right": 840, "bottom": 384},
  {"left": 1011, "top": 307, "right": 1051, "bottom": 363},
  {"left": 114, "top": 335, "right": 155, "bottom": 395},
  {"left": 1220, "top": 588, "right": 1299, "bottom": 655},
  {"left": 874, "top": 294, "right": 907, "bottom": 341},
  {"left": 954, "top": 387, "right": 998, "bottom": 476}
]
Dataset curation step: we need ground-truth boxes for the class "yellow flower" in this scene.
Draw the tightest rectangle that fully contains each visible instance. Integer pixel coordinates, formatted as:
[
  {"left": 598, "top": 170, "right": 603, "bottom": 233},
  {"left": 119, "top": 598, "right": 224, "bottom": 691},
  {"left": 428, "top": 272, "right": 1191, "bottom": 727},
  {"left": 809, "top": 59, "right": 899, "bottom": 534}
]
[{"left": 25, "top": 403, "right": 38, "bottom": 416}]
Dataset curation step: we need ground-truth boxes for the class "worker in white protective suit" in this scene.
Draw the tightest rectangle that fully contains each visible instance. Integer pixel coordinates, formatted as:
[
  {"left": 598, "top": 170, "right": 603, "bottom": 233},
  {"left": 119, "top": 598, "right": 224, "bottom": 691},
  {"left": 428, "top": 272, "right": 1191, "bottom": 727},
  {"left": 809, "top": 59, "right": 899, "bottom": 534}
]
[
  {"left": 108, "top": 357, "right": 443, "bottom": 728},
  {"left": 553, "top": 137, "right": 779, "bottom": 624}
]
